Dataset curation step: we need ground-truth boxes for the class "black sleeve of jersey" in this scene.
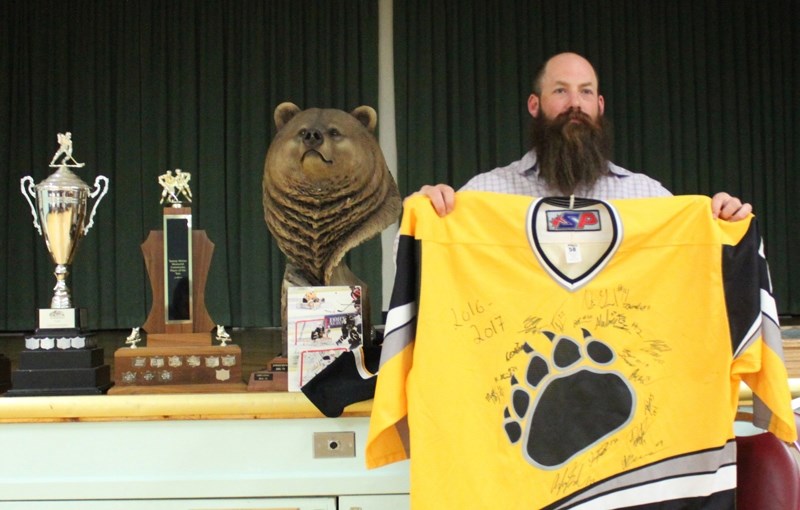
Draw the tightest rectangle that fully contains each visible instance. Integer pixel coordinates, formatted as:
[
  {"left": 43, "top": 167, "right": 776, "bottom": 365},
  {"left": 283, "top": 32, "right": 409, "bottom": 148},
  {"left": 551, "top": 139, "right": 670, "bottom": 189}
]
[
  {"left": 301, "top": 345, "right": 381, "bottom": 418},
  {"left": 722, "top": 220, "right": 767, "bottom": 353},
  {"left": 388, "top": 235, "right": 421, "bottom": 312}
]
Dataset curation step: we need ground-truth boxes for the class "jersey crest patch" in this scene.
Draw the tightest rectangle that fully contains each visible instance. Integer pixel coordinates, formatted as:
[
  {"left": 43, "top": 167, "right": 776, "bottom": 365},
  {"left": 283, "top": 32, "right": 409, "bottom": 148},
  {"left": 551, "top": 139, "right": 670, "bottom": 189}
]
[{"left": 527, "top": 197, "right": 623, "bottom": 291}]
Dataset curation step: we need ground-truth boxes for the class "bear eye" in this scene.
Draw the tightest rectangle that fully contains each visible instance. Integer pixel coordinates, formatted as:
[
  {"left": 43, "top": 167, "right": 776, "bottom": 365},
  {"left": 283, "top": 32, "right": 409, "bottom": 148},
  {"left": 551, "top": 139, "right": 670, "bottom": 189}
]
[
  {"left": 298, "top": 128, "right": 307, "bottom": 137},
  {"left": 328, "top": 128, "right": 341, "bottom": 138}
]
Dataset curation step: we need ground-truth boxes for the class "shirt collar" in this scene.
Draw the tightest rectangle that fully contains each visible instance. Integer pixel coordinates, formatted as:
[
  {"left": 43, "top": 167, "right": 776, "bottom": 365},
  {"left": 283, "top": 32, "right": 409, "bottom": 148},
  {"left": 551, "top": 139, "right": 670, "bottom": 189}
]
[{"left": 520, "top": 149, "right": 633, "bottom": 178}]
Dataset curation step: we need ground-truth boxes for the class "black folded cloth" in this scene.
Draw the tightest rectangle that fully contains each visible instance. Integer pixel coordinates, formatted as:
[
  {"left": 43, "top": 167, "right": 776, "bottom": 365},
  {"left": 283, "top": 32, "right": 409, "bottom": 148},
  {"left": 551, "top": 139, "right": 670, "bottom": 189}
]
[{"left": 301, "top": 345, "right": 382, "bottom": 418}]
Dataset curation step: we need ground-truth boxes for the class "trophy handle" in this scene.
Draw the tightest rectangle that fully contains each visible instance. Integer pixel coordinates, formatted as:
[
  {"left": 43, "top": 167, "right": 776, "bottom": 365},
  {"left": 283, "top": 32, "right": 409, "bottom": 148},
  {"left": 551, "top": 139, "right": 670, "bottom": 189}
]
[
  {"left": 84, "top": 175, "right": 110, "bottom": 235},
  {"left": 20, "top": 176, "right": 42, "bottom": 236}
]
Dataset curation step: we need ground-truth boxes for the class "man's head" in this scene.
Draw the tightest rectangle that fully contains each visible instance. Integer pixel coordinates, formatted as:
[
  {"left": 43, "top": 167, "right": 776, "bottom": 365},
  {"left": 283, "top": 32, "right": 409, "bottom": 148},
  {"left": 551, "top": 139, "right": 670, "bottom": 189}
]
[
  {"left": 529, "top": 52, "right": 604, "bottom": 121},
  {"left": 527, "top": 52, "right": 612, "bottom": 195}
]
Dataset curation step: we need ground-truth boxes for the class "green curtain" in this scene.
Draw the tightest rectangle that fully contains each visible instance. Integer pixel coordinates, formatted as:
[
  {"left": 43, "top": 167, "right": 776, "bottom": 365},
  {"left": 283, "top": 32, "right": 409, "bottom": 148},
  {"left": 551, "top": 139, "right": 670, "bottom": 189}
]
[
  {"left": 0, "top": 0, "right": 381, "bottom": 331},
  {"left": 394, "top": 0, "right": 800, "bottom": 316}
]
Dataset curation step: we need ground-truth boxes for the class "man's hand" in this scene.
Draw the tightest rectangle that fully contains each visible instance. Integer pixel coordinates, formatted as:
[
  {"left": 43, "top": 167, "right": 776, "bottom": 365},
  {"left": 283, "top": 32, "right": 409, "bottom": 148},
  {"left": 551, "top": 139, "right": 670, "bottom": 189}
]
[
  {"left": 711, "top": 192, "right": 752, "bottom": 222},
  {"left": 411, "top": 184, "right": 457, "bottom": 216}
]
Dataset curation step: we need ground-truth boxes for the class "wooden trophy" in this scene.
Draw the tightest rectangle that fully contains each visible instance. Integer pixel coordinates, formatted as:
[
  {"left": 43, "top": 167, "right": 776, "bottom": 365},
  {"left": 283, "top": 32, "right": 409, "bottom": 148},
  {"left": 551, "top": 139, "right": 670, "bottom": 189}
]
[{"left": 110, "top": 170, "right": 244, "bottom": 394}]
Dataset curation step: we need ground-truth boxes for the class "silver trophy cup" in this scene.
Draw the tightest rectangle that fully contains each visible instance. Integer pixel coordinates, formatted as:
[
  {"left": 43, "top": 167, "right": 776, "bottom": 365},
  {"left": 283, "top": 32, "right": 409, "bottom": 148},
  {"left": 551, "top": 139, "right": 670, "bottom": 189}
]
[{"left": 20, "top": 133, "right": 109, "bottom": 309}]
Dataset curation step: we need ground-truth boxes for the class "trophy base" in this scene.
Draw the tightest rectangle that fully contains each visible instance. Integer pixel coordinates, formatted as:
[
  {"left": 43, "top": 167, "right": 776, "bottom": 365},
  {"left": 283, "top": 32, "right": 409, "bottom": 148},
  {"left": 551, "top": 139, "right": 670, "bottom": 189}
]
[
  {"left": 247, "top": 356, "right": 288, "bottom": 392},
  {"left": 109, "top": 344, "right": 243, "bottom": 393},
  {"left": 6, "top": 346, "right": 113, "bottom": 397}
]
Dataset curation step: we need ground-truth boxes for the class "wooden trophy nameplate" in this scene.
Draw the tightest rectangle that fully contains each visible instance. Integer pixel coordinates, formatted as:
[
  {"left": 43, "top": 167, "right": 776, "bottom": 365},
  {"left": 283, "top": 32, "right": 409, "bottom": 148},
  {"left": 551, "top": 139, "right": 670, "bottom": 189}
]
[
  {"left": 110, "top": 206, "right": 244, "bottom": 394},
  {"left": 247, "top": 356, "right": 288, "bottom": 392}
]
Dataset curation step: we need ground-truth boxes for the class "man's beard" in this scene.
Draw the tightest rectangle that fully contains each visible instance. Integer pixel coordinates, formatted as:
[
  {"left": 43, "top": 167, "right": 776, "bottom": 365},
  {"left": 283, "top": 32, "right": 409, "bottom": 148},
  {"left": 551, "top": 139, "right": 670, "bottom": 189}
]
[{"left": 528, "top": 108, "right": 613, "bottom": 196}]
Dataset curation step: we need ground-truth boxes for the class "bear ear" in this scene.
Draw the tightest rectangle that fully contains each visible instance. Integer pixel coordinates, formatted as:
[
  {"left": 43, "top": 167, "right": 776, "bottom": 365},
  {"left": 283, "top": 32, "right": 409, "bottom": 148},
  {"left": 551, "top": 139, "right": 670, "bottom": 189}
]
[
  {"left": 350, "top": 105, "right": 378, "bottom": 132},
  {"left": 274, "top": 102, "right": 301, "bottom": 130}
]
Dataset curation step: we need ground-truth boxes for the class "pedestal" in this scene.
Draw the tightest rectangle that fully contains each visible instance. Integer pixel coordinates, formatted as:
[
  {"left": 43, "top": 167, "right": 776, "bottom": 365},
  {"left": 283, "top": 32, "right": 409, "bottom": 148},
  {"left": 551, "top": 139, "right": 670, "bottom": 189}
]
[{"left": 7, "top": 322, "right": 113, "bottom": 396}]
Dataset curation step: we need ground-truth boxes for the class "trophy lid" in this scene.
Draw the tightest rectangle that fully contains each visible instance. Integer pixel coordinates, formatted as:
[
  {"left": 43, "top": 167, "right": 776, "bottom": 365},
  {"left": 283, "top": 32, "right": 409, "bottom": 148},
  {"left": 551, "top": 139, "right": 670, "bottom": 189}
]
[{"left": 36, "top": 166, "right": 90, "bottom": 191}]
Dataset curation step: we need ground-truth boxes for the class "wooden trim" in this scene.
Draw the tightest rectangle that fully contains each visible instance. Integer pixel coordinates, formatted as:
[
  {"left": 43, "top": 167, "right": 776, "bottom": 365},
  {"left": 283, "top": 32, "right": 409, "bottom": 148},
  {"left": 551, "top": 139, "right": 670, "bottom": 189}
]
[
  {"left": 0, "top": 391, "right": 372, "bottom": 423},
  {"left": 0, "top": 380, "right": 797, "bottom": 425}
]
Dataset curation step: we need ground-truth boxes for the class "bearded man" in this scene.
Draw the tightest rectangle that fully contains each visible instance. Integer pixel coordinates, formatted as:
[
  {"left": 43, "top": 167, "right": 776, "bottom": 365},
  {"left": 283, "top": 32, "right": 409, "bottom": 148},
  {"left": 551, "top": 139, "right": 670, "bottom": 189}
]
[{"left": 416, "top": 52, "right": 751, "bottom": 221}]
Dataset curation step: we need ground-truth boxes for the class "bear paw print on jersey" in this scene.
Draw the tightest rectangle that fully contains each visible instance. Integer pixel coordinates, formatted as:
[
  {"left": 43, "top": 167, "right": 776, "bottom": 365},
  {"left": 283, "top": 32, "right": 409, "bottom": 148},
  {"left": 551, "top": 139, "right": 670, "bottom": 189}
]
[{"left": 503, "top": 328, "right": 635, "bottom": 469}]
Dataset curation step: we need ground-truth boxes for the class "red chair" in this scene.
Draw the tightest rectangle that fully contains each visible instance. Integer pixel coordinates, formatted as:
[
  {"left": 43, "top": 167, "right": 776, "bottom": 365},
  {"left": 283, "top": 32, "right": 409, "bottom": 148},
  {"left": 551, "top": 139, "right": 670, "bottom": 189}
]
[{"left": 735, "top": 412, "right": 800, "bottom": 510}]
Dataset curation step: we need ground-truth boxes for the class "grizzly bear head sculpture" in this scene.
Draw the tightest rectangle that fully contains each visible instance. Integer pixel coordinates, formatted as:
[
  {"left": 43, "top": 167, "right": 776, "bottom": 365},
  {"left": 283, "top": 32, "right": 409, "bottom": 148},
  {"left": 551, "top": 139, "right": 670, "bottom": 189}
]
[{"left": 263, "top": 102, "right": 402, "bottom": 338}]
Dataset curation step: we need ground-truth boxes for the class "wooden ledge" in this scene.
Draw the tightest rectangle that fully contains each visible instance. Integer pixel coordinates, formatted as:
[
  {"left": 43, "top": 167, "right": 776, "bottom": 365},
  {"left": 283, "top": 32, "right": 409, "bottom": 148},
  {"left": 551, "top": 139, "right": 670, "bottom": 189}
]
[
  {"left": 0, "top": 391, "right": 372, "bottom": 423},
  {"left": 1, "top": 379, "right": 798, "bottom": 425}
]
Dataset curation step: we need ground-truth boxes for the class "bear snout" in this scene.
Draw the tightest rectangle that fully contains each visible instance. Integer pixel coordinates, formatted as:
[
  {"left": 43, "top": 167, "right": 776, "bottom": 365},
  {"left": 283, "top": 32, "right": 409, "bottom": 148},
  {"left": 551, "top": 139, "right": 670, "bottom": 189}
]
[{"left": 302, "top": 128, "right": 324, "bottom": 148}]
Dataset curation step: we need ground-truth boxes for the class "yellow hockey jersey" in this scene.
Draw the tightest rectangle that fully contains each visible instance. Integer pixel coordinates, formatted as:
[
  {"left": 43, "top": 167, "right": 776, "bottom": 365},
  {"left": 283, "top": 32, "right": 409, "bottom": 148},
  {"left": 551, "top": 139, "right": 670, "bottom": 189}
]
[{"left": 367, "top": 192, "right": 795, "bottom": 509}]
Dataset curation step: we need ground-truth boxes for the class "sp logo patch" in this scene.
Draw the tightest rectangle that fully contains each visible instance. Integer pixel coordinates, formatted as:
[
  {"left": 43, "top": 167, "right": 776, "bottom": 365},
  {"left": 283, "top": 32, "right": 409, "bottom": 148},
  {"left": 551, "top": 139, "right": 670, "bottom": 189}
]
[{"left": 546, "top": 210, "right": 601, "bottom": 231}]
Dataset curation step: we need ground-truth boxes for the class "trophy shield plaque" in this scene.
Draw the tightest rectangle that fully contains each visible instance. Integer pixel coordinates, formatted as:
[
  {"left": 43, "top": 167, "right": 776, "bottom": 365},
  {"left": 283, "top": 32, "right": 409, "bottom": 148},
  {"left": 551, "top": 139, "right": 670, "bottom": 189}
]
[
  {"left": 9, "top": 132, "right": 113, "bottom": 396},
  {"left": 110, "top": 169, "right": 244, "bottom": 394}
]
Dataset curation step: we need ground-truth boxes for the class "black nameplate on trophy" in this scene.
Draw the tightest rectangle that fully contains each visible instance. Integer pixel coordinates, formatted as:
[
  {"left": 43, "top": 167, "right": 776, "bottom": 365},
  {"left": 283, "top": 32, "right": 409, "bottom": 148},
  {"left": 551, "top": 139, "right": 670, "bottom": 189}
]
[
  {"left": 247, "top": 368, "right": 288, "bottom": 391},
  {"left": 269, "top": 357, "right": 288, "bottom": 372},
  {"left": 164, "top": 215, "right": 192, "bottom": 323}
]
